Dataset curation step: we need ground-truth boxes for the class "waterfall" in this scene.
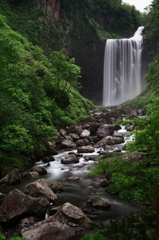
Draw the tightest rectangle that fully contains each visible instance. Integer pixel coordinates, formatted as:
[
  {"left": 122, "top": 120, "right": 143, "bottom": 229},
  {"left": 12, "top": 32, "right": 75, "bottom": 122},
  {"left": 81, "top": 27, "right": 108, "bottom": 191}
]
[{"left": 103, "top": 26, "right": 145, "bottom": 107}]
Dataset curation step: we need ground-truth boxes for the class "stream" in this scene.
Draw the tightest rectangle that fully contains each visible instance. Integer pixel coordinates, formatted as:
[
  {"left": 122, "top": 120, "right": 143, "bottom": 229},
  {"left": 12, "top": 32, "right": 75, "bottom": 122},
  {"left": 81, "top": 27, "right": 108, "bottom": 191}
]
[{"left": 1, "top": 126, "right": 138, "bottom": 240}]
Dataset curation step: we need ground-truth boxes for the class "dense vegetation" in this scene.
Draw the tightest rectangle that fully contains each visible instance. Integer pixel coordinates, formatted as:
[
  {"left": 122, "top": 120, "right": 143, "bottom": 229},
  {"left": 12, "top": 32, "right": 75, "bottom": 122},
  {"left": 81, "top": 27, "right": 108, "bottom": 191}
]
[{"left": 0, "top": 14, "right": 95, "bottom": 177}]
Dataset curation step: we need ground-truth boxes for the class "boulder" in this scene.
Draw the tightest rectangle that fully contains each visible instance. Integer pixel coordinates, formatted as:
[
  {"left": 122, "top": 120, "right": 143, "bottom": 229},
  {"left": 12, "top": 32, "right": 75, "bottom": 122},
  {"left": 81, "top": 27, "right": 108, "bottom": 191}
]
[
  {"left": 67, "top": 177, "right": 80, "bottom": 181},
  {"left": 77, "top": 145, "right": 95, "bottom": 153},
  {"left": 61, "top": 154, "right": 79, "bottom": 164},
  {"left": 68, "top": 133, "right": 80, "bottom": 141},
  {"left": 96, "top": 124, "right": 114, "bottom": 139},
  {"left": 24, "top": 178, "right": 57, "bottom": 202},
  {"left": 21, "top": 172, "right": 39, "bottom": 179},
  {"left": 49, "top": 182, "right": 63, "bottom": 192},
  {"left": 80, "top": 129, "right": 90, "bottom": 138},
  {"left": 59, "top": 129, "right": 67, "bottom": 137},
  {"left": 94, "top": 136, "right": 124, "bottom": 147},
  {"left": 42, "top": 156, "right": 55, "bottom": 163},
  {"left": 60, "top": 140, "right": 75, "bottom": 148},
  {"left": 104, "top": 145, "right": 113, "bottom": 151},
  {"left": 80, "top": 123, "right": 90, "bottom": 129},
  {"left": 45, "top": 142, "right": 58, "bottom": 155},
  {"left": 0, "top": 189, "right": 49, "bottom": 223},
  {"left": 0, "top": 168, "right": 21, "bottom": 185},
  {"left": 105, "top": 110, "right": 123, "bottom": 120},
  {"left": 87, "top": 197, "right": 111, "bottom": 210},
  {"left": 66, "top": 125, "right": 83, "bottom": 135},
  {"left": 84, "top": 155, "right": 99, "bottom": 161},
  {"left": 76, "top": 138, "right": 91, "bottom": 146},
  {"left": 31, "top": 166, "right": 47, "bottom": 175},
  {"left": 97, "top": 112, "right": 109, "bottom": 124},
  {"left": 21, "top": 202, "right": 92, "bottom": 240}
]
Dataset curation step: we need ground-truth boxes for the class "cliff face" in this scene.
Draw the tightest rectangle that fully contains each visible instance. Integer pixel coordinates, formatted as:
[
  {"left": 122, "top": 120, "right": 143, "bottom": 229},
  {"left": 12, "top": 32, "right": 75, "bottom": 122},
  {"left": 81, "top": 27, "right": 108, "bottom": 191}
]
[
  {"left": 28, "top": 0, "right": 105, "bottom": 105},
  {"left": 32, "top": 0, "right": 60, "bottom": 21},
  {"left": 0, "top": 0, "right": 143, "bottom": 105},
  {"left": 142, "top": 36, "right": 159, "bottom": 80}
]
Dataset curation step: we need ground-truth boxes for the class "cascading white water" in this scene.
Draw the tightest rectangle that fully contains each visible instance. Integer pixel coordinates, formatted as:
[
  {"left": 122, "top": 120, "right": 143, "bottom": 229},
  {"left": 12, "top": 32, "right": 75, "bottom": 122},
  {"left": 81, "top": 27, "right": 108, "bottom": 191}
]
[{"left": 103, "top": 26, "right": 145, "bottom": 107}]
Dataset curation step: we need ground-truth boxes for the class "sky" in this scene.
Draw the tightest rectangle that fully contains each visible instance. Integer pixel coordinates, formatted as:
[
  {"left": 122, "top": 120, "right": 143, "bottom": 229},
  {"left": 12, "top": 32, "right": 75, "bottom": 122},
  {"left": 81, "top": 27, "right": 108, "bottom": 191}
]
[{"left": 123, "top": 0, "right": 153, "bottom": 12}]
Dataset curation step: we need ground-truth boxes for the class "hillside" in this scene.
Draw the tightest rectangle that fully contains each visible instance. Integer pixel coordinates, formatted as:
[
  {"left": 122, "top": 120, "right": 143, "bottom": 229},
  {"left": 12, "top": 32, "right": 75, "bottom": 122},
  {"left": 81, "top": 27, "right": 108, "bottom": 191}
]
[{"left": 0, "top": 0, "right": 143, "bottom": 104}]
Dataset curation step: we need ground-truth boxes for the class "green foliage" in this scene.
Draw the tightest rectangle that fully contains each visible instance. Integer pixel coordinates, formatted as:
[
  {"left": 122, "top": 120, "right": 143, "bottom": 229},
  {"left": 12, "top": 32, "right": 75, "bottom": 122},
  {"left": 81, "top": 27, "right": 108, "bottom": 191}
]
[
  {"left": 0, "top": 14, "right": 95, "bottom": 176},
  {"left": 81, "top": 232, "right": 105, "bottom": 240},
  {"left": 0, "top": 233, "right": 23, "bottom": 240}
]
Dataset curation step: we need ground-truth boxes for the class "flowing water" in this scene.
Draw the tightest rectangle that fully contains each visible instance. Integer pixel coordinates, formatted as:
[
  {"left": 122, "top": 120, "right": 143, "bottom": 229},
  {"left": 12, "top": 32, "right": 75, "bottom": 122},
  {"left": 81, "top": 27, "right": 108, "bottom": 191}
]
[
  {"left": 103, "top": 26, "right": 145, "bottom": 107},
  {"left": 1, "top": 129, "right": 138, "bottom": 239}
]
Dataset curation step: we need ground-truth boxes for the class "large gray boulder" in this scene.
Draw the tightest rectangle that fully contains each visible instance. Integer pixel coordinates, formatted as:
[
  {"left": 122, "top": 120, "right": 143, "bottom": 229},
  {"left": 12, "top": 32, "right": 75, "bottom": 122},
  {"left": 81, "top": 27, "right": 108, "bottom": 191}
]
[
  {"left": 87, "top": 197, "right": 111, "bottom": 210},
  {"left": 77, "top": 145, "right": 95, "bottom": 153},
  {"left": 0, "top": 189, "right": 49, "bottom": 223},
  {"left": 96, "top": 124, "right": 114, "bottom": 139},
  {"left": 94, "top": 136, "right": 124, "bottom": 147},
  {"left": 49, "top": 182, "right": 63, "bottom": 192},
  {"left": 21, "top": 202, "right": 92, "bottom": 240},
  {"left": 31, "top": 166, "right": 47, "bottom": 175},
  {"left": 61, "top": 154, "right": 79, "bottom": 164},
  {"left": 0, "top": 168, "right": 21, "bottom": 185},
  {"left": 61, "top": 139, "right": 75, "bottom": 148},
  {"left": 24, "top": 178, "right": 57, "bottom": 202},
  {"left": 76, "top": 138, "right": 91, "bottom": 146}
]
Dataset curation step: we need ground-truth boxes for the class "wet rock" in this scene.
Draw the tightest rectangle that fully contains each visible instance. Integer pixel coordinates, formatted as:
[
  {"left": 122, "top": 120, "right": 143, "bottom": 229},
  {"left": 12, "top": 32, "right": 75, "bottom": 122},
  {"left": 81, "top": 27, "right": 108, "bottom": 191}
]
[
  {"left": 87, "top": 197, "right": 111, "bottom": 210},
  {"left": 94, "top": 135, "right": 124, "bottom": 147},
  {"left": 21, "top": 172, "right": 40, "bottom": 179},
  {"left": 76, "top": 138, "right": 91, "bottom": 146},
  {"left": 112, "top": 148, "right": 121, "bottom": 152},
  {"left": 96, "top": 124, "right": 114, "bottom": 139},
  {"left": 31, "top": 166, "right": 47, "bottom": 175},
  {"left": 0, "top": 189, "right": 49, "bottom": 223},
  {"left": 125, "top": 125, "right": 135, "bottom": 131},
  {"left": 42, "top": 156, "right": 55, "bottom": 163},
  {"left": 104, "top": 145, "right": 113, "bottom": 151},
  {"left": 0, "top": 168, "right": 21, "bottom": 185},
  {"left": 49, "top": 182, "right": 63, "bottom": 192},
  {"left": 84, "top": 155, "right": 99, "bottom": 161},
  {"left": 24, "top": 178, "right": 57, "bottom": 202},
  {"left": 21, "top": 202, "right": 92, "bottom": 240},
  {"left": 77, "top": 145, "right": 95, "bottom": 153},
  {"left": 61, "top": 154, "right": 79, "bottom": 164},
  {"left": 67, "top": 177, "right": 80, "bottom": 181},
  {"left": 61, "top": 140, "right": 75, "bottom": 148},
  {"left": 113, "top": 131, "right": 123, "bottom": 137}
]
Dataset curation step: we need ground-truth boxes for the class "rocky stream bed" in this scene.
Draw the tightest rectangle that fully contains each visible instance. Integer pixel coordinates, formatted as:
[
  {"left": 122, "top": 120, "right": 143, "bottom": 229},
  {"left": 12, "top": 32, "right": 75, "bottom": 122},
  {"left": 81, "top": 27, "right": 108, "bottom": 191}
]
[{"left": 0, "top": 108, "right": 146, "bottom": 240}]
